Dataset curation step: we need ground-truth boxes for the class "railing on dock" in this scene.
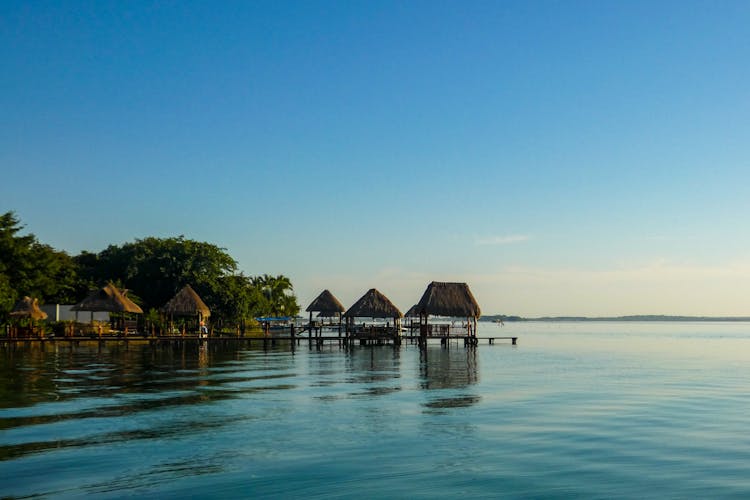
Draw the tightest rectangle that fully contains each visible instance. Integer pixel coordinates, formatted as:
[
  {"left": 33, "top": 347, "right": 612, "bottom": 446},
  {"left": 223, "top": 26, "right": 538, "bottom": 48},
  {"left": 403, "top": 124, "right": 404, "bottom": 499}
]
[
  {"left": 1, "top": 324, "right": 517, "bottom": 347},
  {"left": 348, "top": 325, "right": 399, "bottom": 339}
]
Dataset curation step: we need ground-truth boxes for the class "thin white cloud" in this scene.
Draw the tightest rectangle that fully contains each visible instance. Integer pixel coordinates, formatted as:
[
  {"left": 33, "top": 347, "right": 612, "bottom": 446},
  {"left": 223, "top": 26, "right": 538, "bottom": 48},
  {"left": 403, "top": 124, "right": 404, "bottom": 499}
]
[
  {"left": 475, "top": 234, "right": 530, "bottom": 246},
  {"left": 462, "top": 258, "right": 750, "bottom": 316},
  {"left": 298, "top": 258, "right": 750, "bottom": 317}
]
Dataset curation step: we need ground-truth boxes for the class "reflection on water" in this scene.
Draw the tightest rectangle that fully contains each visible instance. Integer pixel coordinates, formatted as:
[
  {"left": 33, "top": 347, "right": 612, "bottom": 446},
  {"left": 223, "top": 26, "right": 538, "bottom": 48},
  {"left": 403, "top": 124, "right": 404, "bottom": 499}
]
[
  {"left": 0, "top": 341, "right": 298, "bottom": 466},
  {"left": 420, "top": 346, "right": 478, "bottom": 389},
  {"left": 419, "top": 346, "right": 480, "bottom": 411},
  {"left": 345, "top": 345, "right": 401, "bottom": 380},
  {"left": 344, "top": 347, "right": 402, "bottom": 398},
  {"left": 3, "top": 324, "right": 750, "bottom": 498}
]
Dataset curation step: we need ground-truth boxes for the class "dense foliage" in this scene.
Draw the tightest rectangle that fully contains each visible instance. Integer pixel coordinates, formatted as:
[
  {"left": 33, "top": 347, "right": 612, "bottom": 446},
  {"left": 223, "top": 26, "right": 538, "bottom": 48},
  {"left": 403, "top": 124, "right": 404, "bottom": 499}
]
[
  {"left": 0, "top": 212, "right": 79, "bottom": 316},
  {"left": 0, "top": 211, "right": 299, "bottom": 326}
]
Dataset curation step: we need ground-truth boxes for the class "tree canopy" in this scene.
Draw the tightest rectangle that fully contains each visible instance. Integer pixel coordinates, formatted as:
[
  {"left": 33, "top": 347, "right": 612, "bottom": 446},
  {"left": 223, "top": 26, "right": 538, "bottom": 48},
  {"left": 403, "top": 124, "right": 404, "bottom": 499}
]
[
  {"left": 0, "top": 211, "right": 299, "bottom": 326},
  {"left": 78, "top": 236, "right": 239, "bottom": 311},
  {"left": 0, "top": 212, "right": 78, "bottom": 316}
]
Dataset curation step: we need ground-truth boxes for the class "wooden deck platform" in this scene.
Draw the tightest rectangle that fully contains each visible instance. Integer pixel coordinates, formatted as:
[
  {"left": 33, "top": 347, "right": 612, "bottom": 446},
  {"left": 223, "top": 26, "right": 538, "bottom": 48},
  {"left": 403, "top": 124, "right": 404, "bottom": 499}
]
[{"left": 0, "top": 334, "right": 517, "bottom": 347}]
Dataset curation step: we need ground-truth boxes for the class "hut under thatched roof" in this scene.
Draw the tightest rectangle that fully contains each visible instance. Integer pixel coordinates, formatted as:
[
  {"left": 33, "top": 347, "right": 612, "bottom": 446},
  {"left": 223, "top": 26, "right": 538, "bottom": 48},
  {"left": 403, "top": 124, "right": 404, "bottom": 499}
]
[
  {"left": 414, "top": 281, "right": 481, "bottom": 318},
  {"left": 162, "top": 284, "right": 210, "bottom": 318},
  {"left": 344, "top": 288, "right": 403, "bottom": 339},
  {"left": 306, "top": 289, "right": 345, "bottom": 317},
  {"left": 404, "top": 304, "right": 420, "bottom": 318},
  {"left": 305, "top": 289, "right": 346, "bottom": 337},
  {"left": 72, "top": 283, "right": 143, "bottom": 314},
  {"left": 344, "top": 288, "right": 403, "bottom": 319},
  {"left": 9, "top": 296, "right": 48, "bottom": 320}
]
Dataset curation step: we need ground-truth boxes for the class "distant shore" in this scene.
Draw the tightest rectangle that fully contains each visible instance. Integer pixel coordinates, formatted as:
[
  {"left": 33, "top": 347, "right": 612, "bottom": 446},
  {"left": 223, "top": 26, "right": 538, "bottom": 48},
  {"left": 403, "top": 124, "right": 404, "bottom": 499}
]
[{"left": 482, "top": 315, "right": 750, "bottom": 323}]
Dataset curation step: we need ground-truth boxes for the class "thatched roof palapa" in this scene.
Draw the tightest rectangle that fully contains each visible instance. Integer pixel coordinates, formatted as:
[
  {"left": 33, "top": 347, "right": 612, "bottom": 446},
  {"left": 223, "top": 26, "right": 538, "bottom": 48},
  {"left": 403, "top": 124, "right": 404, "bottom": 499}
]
[
  {"left": 344, "top": 288, "right": 403, "bottom": 319},
  {"left": 72, "top": 283, "right": 143, "bottom": 314},
  {"left": 404, "top": 304, "right": 420, "bottom": 318},
  {"left": 306, "top": 289, "right": 345, "bottom": 316},
  {"left": 162, "top": 284, "right": 210, "bottom": 318},
  {"left": 415, "top": 281, "right": 481, "bottom": 318},
  {"left": 9, "top": 296, "right": 48, "bottom": 320}
]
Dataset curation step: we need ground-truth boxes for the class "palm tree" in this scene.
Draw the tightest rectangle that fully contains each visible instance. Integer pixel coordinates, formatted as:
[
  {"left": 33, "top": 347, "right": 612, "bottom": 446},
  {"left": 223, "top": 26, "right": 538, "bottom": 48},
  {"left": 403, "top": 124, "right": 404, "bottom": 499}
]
[{"left": 251, "top": 275, "right": 298, "bottom": 317}]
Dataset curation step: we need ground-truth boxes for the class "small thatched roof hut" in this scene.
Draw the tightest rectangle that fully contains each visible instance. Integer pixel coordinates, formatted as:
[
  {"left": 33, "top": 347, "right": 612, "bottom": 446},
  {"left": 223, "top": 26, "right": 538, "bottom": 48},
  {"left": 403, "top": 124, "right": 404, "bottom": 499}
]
[
  {"left": 414, "top": 282, "right": 481, "bottom": 318},
  {"left": 306, "top": 290, "right": 345, "bottom": 317},
  {"left": 9, "top": 296, "right": 48, "bottom": 320},
  {"left": 72, "top": 283, "right": 143, "bottom": 314},
  {"left": 305, "top": 289, "right": 346, "bottom": 337},
  {"left": 404, "top": 304, "right": 420, "bottom": 318},
  {"left": 162, "top": 284, "right": 210, "bottom": 318},
  {"left": 344, "top": 288, "right": 403, "bottom": 319}
]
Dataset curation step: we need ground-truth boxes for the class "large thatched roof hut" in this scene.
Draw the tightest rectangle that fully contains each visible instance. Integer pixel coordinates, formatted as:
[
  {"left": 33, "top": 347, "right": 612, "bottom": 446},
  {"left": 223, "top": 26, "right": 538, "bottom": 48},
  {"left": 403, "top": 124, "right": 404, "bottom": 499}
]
[
  {"left": 414, "top": 281, "right": 481, "bottom": 318},
  {"left": 344, "top": 288, "right": 403, "bottom": 338},
  {"left": 72, "top": 284, "right": 143, "bottom": 335},
  {"left": 73, "top": 283, "right": 143, "bottom": 314},
  {"left": 306, "top": 289, "right": 345, "bottom": 317},
  {"left": 162, "top": 284, "right": 210, "bottom": 318},
  {"left": 344, "top": 288, "right": 403, "bottom": 319},
  {"left": 413, "top": 282, "right": 481, "bottom": 338},
  {"left": 10, "top": 296, "right": 48, "bottom": 320}
]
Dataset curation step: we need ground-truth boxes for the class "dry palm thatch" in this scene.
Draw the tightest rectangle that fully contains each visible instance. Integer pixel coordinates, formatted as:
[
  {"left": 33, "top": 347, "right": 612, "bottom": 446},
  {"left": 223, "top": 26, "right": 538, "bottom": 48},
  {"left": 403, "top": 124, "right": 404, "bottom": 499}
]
[
  {"left": 72, "top": 283, "right": 144, "bottom": 314},
  {"left": 404, "top": 304, "right": 420, "bottom": 318},
  {"left": 344, "top": 288, "right": 403, "bottom": 319},
  {"left": 9, "top": 296, "right": 48, "bottom": 320},
  {"left": 306, "top": 290, "right": 345, "bottom": 316},
  {"left": 415, "top": 282, "right": 481, "bottom": 318},
  {"left": 162, "top": 284, "right": 210, "bottom": 317}
]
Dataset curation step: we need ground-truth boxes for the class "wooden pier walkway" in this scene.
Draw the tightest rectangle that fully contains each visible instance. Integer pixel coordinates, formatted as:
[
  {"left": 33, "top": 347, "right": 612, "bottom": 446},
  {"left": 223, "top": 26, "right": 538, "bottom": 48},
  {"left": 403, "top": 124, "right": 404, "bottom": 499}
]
[{"left": 0, "top": 334, "right": 517, "bottom": 347}]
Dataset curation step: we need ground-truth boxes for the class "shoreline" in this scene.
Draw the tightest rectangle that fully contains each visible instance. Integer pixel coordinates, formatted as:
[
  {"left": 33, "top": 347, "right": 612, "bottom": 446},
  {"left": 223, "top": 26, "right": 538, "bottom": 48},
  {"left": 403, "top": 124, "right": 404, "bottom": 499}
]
[{"left": 482, "top": 315, "right": 750, "bottom": 323}]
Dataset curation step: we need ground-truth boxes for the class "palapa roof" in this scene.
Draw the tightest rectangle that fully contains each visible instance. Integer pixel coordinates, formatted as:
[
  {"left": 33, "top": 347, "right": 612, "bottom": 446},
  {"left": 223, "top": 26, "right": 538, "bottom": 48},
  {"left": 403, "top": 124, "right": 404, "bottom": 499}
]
[
  {"left": 344, "top": 288, "right": 403, "bottom": 319},
  {"left": 72, "top": 283, "right": 143, "bottom": 314},
  {"left": 9, "top": 296, "right": 48, "bottom": 320},
  {"left": 306, "top": 289, "right": 345, "bottom": 315},
  {"left": 162, "top": 284, "right": 210, "bottom": 317},
  {"left": 414, "top": 281, "right": 481, "bottom": 318},
  {"left": 404, "top": 304, "right": 420, "bottom": 318}
]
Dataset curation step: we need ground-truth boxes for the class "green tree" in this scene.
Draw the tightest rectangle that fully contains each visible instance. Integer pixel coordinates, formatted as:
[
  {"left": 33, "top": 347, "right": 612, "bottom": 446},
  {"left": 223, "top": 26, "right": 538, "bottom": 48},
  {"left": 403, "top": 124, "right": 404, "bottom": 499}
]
[
  {"left": 83, "top": 236, "right": 238, "bottom": 310},
  {"left": 0, "top": 211, "right": 78, "bottom": 316},
  {"left": 0, "top": 213, "right": 302, "bottom": 331},
  {"left": 251, "top": 274, "right": 300, "bottom": 317},
  {"left": 72, "top": 251, "right": 101, "bottom": 298},
  {"left": 205, "top": 274, "right": 265, "bottom": 330},
  {"left": 0, "top": 273, "right": 14, "bottom": 316}
]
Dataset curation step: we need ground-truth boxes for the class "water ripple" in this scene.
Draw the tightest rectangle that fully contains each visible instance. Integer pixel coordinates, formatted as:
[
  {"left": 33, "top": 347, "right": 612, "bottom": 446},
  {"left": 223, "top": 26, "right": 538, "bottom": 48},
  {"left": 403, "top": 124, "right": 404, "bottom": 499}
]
[{"left": 2, "top": 327, "right": 750, "bottom": 498}]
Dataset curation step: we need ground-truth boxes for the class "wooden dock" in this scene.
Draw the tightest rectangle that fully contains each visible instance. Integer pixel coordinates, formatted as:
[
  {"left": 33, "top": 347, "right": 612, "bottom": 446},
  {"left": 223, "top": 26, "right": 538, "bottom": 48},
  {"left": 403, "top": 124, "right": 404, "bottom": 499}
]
[{"left": 0, "top": 333, "right": 517, "bottom": 347}]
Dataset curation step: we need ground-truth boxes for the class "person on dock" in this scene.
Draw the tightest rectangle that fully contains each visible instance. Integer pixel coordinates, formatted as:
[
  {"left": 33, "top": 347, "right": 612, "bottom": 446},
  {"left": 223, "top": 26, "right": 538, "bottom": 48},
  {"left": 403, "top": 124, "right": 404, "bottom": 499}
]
[{"left": 200, "top": 319, "right": 208, "bottom": 338}]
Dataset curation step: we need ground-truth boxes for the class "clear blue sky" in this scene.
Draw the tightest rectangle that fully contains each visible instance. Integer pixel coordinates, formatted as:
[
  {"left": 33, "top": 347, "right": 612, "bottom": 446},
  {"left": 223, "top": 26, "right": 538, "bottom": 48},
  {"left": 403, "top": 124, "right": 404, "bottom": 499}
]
[{"left": 2, "top": 1, "right": 749, "bottom": 316}]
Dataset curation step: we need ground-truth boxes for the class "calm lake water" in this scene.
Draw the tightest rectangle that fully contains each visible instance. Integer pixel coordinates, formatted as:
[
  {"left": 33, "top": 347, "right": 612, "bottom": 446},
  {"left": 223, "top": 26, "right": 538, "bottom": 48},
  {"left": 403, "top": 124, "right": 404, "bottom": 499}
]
[{"left": 2, "top": 322, "right": 750, "bottom": 498}]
